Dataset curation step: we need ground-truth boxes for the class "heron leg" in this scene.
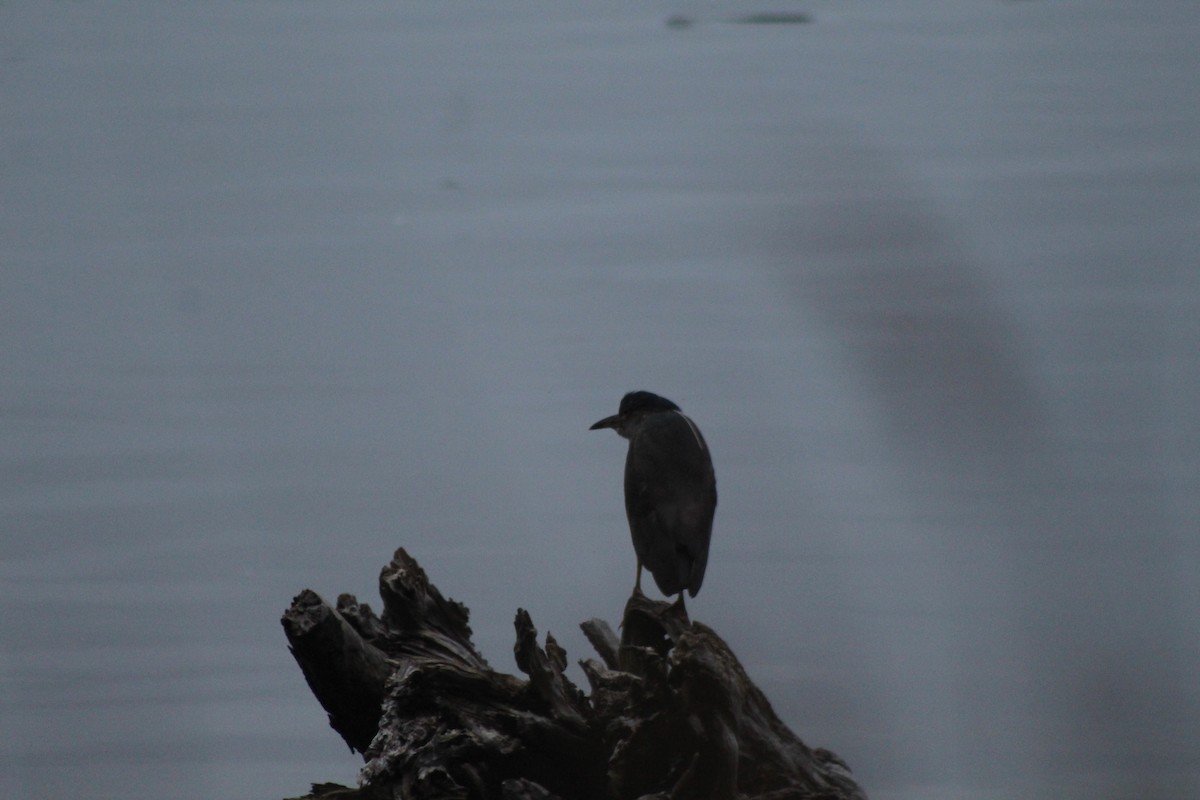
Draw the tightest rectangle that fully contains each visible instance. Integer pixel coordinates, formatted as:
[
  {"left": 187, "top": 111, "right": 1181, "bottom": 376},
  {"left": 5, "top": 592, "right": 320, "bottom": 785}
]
[
  {"left": 675, "top": 592, "right": 687, "bottom": 616},
  {"left": 633, "top": 560, "right": 644, "bottom": 595}
]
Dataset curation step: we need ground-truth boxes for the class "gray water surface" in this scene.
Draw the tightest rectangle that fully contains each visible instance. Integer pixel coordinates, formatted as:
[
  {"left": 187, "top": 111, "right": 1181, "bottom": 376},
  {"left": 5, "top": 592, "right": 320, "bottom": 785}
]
[{"left": 2, "top": 1, "right": 1198, "bottom": 798}]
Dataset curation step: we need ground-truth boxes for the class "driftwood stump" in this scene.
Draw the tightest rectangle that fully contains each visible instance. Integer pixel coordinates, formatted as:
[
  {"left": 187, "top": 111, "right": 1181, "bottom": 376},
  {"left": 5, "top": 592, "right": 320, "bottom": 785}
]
[{"left": 281, "top": 548, "right": 867, "bottom": 800}]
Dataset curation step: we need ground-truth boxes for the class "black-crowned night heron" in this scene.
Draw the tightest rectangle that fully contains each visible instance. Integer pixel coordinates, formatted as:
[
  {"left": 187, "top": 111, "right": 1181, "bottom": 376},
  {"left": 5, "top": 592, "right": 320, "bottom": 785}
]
[{"left": 590, "top": 391, "right": 717, "bottom": 603}]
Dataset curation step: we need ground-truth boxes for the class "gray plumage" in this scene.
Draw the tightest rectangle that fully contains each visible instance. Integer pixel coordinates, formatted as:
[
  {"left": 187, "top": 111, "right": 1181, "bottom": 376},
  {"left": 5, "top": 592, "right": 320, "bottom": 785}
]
[{"left": 590, "top": 391, "right": 717, "bottom": 599}]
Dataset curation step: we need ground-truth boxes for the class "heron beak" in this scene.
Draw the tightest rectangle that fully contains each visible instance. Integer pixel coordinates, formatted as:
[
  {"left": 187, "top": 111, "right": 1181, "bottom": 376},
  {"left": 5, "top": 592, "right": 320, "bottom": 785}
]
[{"left": 589, "top": 414, "right": 621, "bottom": 431}]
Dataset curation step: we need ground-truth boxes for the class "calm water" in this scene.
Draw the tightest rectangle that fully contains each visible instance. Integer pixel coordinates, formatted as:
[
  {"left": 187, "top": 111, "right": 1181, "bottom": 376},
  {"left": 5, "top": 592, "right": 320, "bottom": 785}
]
[{"left": 2, "top": 1, "right": 1198, "bottom": 798}]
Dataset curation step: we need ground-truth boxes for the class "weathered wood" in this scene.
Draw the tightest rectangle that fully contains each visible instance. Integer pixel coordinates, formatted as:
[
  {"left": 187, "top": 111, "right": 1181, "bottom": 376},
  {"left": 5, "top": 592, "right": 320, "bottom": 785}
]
[
  {"left": 282, "top": 548, "right": 868, "bottom": 800},
  {"left": 579, "top": 618, "right": 620, "bottom": 670},
  {"left": 281, "top": 589, "right": 393, "bottom": 754}
]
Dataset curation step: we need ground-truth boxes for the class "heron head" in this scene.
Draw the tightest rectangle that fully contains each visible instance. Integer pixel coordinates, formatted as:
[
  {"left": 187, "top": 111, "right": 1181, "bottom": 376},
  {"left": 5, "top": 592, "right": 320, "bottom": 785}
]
[{"left": 589, "top": 390, "right": 681, "bottom": 439}]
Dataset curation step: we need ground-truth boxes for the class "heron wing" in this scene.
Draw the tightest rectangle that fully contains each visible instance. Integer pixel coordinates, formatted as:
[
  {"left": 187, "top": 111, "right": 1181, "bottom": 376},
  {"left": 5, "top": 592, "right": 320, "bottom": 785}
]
[{"left": 624, "top": 411, "right": 717, "bottom": 596}]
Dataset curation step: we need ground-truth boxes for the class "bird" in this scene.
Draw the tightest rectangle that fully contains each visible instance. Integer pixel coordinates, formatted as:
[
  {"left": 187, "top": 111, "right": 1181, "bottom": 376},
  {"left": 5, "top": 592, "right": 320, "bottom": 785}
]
[{"left": 590, "top": 391, "right": 717, "bottom": 604}]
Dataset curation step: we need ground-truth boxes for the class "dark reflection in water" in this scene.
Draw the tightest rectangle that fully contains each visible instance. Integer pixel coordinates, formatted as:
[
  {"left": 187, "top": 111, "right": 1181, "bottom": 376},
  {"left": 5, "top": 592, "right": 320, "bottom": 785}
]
[{"left": 2, "top": 2, "right": 1197, "bottom": 799}]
